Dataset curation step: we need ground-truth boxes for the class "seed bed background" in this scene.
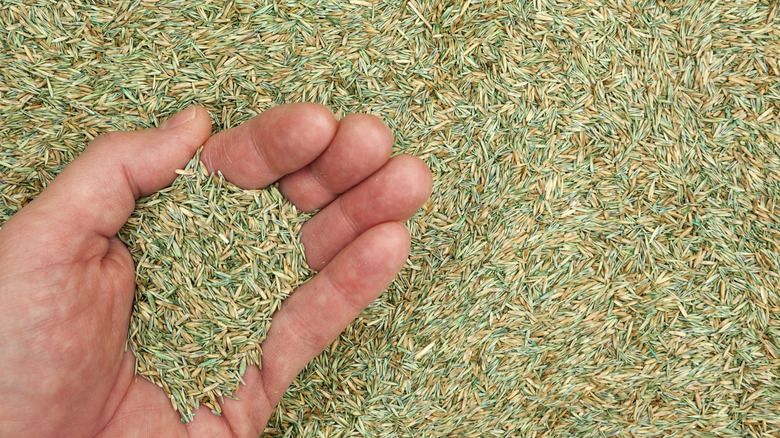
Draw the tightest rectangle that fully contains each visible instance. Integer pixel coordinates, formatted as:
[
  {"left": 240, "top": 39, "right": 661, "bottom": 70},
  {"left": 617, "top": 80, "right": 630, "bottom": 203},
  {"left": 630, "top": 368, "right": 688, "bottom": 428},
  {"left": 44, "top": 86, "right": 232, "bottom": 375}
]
[{"left": 2, "top": 0, "right": 780, "bottom": 436}]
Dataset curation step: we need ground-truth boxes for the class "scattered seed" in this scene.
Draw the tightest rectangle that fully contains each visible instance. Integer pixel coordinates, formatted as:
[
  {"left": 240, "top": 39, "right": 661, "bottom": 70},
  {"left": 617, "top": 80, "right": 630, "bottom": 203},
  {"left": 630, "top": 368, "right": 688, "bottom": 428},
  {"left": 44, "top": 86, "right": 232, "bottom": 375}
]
[{"left": 2, "top": 0, "right": 780, "bottom": 436}]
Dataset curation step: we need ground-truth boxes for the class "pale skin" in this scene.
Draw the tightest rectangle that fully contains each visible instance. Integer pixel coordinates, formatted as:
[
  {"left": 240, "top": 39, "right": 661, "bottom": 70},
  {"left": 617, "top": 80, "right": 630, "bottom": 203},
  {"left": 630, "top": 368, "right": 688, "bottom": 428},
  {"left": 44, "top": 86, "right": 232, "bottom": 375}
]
[{"left": 0, "top": 103, "right": 433, "bottom": 437}]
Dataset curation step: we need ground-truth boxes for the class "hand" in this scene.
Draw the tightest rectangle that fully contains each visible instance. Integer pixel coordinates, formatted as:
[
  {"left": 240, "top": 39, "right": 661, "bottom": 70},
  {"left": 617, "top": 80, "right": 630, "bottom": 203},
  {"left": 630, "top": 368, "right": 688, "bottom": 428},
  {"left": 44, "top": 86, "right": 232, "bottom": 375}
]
[{"left": 0, "top": 103, "right": 432, "bottom": 437}]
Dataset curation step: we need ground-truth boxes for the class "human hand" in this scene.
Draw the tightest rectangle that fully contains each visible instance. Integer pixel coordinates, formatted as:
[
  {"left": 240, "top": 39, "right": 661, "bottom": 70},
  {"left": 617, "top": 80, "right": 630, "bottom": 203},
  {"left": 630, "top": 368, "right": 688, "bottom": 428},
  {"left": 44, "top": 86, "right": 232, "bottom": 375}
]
[{"left": 0, "top": 103, "right": 432, "bottom": 437}]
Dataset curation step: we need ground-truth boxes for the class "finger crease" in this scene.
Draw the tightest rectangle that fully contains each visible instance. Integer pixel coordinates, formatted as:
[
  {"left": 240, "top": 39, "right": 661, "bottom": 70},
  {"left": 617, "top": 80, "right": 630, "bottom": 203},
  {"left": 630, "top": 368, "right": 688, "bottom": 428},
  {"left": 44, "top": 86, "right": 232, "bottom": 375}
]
[
  {"left": 308, "top": 166, "right": 336, "bottom": 196},
  {"left": 247, "top": 131, "right": 275, "bottom": 175},
  {"left": 337, "top": 199, "right": 362, "bottom": 236},
  {"left": 284, "top": 305, "right": 332, "bottom": 353},
  {"left": 120, "top": 160, "right": 141, "bottom": 199},
  {"left": 325, "top": 269, "right": 365, "bottom": 312}
]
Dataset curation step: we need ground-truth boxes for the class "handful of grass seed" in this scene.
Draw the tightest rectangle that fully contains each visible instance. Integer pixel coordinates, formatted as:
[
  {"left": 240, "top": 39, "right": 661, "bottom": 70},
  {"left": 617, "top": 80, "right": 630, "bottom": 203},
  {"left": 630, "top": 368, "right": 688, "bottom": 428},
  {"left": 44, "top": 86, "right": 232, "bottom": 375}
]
[{"left": 119, "top": 150, "right": 312, "bottom": 422}]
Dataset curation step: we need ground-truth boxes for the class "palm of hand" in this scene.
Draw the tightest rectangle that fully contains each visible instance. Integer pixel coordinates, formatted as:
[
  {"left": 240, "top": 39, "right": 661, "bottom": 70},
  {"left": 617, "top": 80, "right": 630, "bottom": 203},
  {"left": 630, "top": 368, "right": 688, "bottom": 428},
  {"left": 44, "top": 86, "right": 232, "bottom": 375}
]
[{"left": 0, "top": 104, "right": 431, "bottom": 437}]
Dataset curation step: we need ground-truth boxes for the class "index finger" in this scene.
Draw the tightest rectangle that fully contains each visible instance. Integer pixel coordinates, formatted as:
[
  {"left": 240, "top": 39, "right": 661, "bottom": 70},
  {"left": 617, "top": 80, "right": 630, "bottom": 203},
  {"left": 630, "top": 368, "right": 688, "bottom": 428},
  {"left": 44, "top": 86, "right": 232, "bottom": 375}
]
[{"left": 200, "top": 103, "right": 338, "bottom": 189}]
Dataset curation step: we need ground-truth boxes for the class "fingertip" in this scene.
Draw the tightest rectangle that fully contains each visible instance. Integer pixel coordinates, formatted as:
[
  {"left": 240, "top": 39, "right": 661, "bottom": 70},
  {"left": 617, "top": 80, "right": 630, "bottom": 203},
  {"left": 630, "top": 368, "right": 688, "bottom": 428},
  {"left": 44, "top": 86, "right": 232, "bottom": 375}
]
[
  {"left": 158, "top": 105, "right": 213, "bottom": 140},
  {"left": 340, "top": 113, "right": 394, "bottom": 157},
  {"left": 323, "top": 113, "right": 394, "bottom": 191},
  {"left": 292, "top": 102, "right": 339, "bottom": 129},
  {"left": 181, "top": 106, "right": 213, "bottom": 163},
  {"left": 190, "top": 105, "right": 214, "bottom": 138},
  {"left": 341, "top": 222, "right": 411, "bottom": 283},
  {"left": 270, "top": 103, "right": 339, "bottom": 168},
  {"left": 383, "top": 221, "right": 412, "bottom": 271},
  {"left": 373, "top": 155, "right": 434, "bottom": 217},
  {"left": 395, "top": 154, "right": 433, "bottom": 204},
  {"left": 375, "top": 221, "right": 411, "bottom": 258}
]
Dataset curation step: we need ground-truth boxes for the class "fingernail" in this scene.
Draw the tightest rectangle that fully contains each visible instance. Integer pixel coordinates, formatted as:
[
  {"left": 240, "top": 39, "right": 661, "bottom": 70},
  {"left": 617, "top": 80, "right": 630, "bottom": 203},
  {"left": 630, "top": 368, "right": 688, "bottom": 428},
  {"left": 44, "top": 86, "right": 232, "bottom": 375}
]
[{"left": 160, "top": 105, "right": 196, "bottom": 130}]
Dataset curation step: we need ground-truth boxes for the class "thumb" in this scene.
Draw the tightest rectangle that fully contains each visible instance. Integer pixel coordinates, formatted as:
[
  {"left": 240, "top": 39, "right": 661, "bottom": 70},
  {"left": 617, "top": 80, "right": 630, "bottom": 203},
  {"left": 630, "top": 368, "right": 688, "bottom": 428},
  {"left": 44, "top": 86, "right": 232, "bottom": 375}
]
[{"left": 14, "top": 105, "right": 212, "bottom": 261}]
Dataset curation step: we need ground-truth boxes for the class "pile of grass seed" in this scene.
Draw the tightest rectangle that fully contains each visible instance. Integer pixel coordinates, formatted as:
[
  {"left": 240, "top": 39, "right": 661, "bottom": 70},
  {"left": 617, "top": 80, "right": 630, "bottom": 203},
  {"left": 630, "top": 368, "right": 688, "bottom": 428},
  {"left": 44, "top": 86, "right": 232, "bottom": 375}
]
[
  {"left": 119, "top": 151, "right": 311, "bottom": 421},
  {"left": 2, "top": 0, "right": 780, "bottom": 436}
]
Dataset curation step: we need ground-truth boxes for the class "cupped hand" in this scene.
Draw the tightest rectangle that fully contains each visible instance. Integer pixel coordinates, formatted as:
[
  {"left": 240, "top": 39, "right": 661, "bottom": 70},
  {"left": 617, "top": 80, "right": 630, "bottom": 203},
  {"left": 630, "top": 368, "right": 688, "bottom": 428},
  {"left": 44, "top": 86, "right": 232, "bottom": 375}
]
[{"left": 0, "top": 104, "right": 432, "bottom": 437}]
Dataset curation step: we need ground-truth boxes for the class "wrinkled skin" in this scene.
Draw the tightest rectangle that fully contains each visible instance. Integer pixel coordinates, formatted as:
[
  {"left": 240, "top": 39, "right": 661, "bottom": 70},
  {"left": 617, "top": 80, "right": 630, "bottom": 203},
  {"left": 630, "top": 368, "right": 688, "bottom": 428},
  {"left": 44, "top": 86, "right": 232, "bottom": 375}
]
[{"left": 0, "top": 104, "right": 432, "bottom": 437}]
